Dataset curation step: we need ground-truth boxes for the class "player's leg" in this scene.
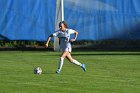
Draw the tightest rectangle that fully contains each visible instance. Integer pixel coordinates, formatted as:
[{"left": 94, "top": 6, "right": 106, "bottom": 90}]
[
  {"left": 56, "top": 51, "right": 69, "bottom": 74},
  {"left": 66, "top": 52, "right": 86, "bottom": 71},
  {"left": 66, "top": 52, "right": 82, "bottom": 66}
]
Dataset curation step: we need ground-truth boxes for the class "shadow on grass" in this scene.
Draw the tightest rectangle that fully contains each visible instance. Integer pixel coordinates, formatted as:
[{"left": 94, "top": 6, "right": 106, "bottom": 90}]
[
  {"left": 72, "top": 52, "right": 140, "bottom": 56},
  {"left": 72, "top": 51, "right": 140, "bottom": 56},
  {"left": 0, "top": 47, "right": 140, "bottom": 56}
]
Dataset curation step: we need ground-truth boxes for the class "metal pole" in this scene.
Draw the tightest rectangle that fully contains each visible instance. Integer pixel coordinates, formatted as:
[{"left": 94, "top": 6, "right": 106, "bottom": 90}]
[{"left": 61, "top": 0, "right": 64, "bottom": 21}]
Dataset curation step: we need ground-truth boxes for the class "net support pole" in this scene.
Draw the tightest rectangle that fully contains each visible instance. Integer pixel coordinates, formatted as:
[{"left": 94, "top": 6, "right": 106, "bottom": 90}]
[
  {"left": 54, "top": 0, "right": 64, "bottom": 51},
  {"left": 61, "top": 0, "right": 64, "bottom": 21}
]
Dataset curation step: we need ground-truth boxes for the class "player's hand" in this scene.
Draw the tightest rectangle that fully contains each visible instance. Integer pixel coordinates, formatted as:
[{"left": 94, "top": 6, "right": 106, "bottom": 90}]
[
  {"left": 70, "top": 39, "right": 76, "bottom": 42},
  {"left": 45, "top": 43, "right": 49, "bottom": 48}
]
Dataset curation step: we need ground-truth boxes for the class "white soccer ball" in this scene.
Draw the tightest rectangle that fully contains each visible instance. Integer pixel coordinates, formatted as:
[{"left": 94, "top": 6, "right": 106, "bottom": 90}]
[{"left": 34, "top": 67, "right": 42, "bottom": 75}]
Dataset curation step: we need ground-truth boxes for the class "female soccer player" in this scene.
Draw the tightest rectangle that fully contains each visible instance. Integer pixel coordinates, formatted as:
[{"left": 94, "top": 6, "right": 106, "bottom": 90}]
[{"left": 45, "top": 21, "right": 86, "bottom": 74}]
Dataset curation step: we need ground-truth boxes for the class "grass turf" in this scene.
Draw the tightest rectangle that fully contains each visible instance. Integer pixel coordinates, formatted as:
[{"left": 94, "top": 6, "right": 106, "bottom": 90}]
[{"left": 0, "top": 51, "right": 140, "bottom": 93}]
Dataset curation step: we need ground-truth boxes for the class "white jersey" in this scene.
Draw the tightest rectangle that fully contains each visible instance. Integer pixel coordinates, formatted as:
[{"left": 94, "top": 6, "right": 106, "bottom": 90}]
[{"left": 52, "top": 29, "right": 76, "bottom": 52}]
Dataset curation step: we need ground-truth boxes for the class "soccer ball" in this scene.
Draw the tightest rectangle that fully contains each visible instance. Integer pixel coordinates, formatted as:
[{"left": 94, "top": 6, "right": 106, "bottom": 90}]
[{"left": 34, "top": 67, "right": 42, "bottom": 75}]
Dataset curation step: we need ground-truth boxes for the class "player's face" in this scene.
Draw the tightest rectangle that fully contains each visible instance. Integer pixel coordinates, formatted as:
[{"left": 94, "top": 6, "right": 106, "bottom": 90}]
[{"left": 59, "top": 23, "right": 66, "bottom": 31}]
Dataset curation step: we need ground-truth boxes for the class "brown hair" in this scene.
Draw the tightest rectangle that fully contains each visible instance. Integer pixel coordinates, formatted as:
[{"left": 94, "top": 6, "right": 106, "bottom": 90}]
[{"left": 59, "top": 21, "right": 68, "bottom": 28}]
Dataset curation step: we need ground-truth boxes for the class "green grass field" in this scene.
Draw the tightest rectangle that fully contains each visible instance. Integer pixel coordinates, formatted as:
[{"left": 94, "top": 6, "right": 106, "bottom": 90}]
[{"left": 0, "top": 51, "right": 140, "bottom": 93}]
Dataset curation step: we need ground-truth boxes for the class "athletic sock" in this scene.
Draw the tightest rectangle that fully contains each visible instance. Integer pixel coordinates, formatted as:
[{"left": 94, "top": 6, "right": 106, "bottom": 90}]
[
  {"left": 72, "top": 59, "right": 82, "bottom": 66},
  {"left": 58, "top": 57, "right": 64, "bottom": 72}
]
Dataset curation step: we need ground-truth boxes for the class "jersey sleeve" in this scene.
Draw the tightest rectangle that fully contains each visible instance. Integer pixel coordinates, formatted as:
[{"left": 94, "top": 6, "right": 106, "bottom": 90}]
[
  {"left": 68, "top": 29, "right": 76, "bottom": 34},
  {"left": 52, "top": 31, "right": 59, "bottom": 37}
]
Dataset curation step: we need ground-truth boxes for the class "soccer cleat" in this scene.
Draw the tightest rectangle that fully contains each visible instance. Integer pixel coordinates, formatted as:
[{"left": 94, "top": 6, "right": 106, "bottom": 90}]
[
  {"left": 81, "top": 64, "right": 86, "bottom": 71},
  {"left": 56, "top": 70, "right": 60, "bottom": 74}
]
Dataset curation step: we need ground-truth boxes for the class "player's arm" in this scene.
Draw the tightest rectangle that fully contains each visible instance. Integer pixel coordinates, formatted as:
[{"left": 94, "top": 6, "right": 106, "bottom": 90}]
[
  {"left": 71, "top": 31, "right": 78, "bottom": 42},
  {"left": 45, "top": 31, "right": 58, "bottom": 48},
  {"left": 45, "top": 34, "right": 54, "bottom": 48}
]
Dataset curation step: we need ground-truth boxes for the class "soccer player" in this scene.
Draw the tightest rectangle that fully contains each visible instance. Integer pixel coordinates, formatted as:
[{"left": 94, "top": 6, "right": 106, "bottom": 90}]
[{"left": 45, "top": 21, "right": 86, "bottom": 74}]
